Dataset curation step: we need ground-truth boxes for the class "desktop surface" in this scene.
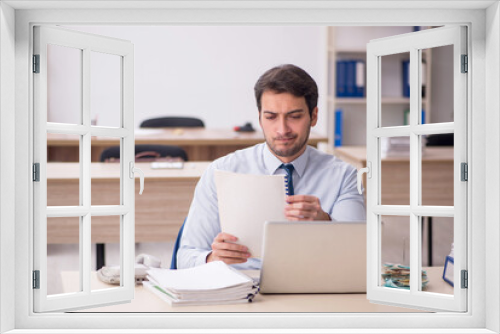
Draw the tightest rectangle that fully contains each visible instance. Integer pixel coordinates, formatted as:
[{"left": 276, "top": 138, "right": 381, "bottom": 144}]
[{"left": 62, "top": 267, "right": 451, "bottom": 313}]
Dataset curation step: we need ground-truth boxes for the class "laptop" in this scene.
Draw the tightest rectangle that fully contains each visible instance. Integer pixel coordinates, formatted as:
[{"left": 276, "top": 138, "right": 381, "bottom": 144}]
[{"left": 259, "top": 221, "right": 366, "bottom": 294}]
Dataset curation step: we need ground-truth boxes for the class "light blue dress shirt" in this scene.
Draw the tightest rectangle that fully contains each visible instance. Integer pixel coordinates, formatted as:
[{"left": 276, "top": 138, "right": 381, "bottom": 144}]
[{"left": 177, "top": 143, "right": 366, "bottom": 269}]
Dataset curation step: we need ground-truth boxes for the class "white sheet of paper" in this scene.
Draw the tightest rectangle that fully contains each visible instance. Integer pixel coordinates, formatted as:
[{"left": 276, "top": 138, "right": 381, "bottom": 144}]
[{"left": 214, "top": 169, "right": 286, "bottom": 258}]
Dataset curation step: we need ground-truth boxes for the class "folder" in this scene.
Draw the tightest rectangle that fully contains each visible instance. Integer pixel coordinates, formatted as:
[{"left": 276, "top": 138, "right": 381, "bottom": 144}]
[
  {"left": 336, "top": 60, "right": 346, "bottom": 97},
  {"left": 402, "top": 59, "right": 410, "bottom": 98},
  {"left": 334, "top": 109, "right": 343, "bottom": 147},
  {"left": 355, "top": 60, "right": 366, "bottom": 97},
  {"left": 346, "top": 60, "right": 355, "bottom": 97}
]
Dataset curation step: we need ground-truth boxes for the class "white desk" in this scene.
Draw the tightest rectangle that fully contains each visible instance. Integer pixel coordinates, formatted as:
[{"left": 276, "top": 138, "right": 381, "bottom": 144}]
[{"left": 62, "top": 267, "right": 452, "bottom": 313}]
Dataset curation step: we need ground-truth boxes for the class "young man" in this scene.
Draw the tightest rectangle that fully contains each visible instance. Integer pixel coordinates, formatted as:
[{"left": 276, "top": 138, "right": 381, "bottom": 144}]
[{"left": 177, "top": 64, "right": 366, "bottom": 269}]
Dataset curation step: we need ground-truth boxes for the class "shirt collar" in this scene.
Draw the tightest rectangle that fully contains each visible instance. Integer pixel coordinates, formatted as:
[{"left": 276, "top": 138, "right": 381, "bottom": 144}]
[{"left": 262, "top": 143, "right": 310, "bottom": 177}]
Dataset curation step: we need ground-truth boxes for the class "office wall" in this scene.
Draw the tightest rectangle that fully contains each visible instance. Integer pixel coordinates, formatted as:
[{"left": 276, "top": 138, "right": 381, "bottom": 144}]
[
  {"left": 0, "top": 2, "right": 16, "bottom": 333},
  {"left": 53, "top": 26, "right": 327, "bottom": 134}
]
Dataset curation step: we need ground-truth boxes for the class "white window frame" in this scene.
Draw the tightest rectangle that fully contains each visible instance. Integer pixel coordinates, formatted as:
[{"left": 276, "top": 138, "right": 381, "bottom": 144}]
[
  {"left": 1, "top": 2, "right": 498, "bottom": 333},
  {"left": 365, "top": 26, "right": 468, "bottom": 312},
  {"left": 33, "top": 25, "right": 136, "bottom": 312}
]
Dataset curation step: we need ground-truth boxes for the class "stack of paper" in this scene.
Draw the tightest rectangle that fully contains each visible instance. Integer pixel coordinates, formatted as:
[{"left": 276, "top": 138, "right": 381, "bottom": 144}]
[
  {"left": 143, "top": 261, "right": 259, "bottom": 306},
  {"left": 381, "top": 263, "right": 429, "bottom": 289},
  {"left": 381, "top": 137, "right": 410, "bottom": 157}
]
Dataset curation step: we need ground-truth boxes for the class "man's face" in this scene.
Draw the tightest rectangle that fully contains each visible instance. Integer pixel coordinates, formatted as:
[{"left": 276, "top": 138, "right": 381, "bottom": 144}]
[{"left": 259, "top": 91, "right": 318, "bottom": 163}]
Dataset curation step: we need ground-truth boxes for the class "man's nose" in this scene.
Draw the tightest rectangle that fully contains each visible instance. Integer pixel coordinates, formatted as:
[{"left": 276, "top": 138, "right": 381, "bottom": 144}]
[{"left": 276, "top": 117, "right": 291, "bottom": 134}]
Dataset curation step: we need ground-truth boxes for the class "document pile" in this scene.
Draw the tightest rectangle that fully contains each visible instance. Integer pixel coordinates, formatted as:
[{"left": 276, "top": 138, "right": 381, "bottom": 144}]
[
  {"left": 381, "top": 137, "right": 410, "bottom": 158},
  {"left": 381, "top": 263, "right": 429, "bottom": 290},
  {"left": 381, "top": 137, "right": 427, "bottom": 158},
  {"left": 143, "top": 261, "right": 259, "bottom": 306}
]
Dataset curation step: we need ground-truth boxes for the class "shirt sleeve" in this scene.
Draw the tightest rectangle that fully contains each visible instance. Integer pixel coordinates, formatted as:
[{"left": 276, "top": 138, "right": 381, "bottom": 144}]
[
  {"left": 177, "top": 162, "right": 221, "bottom": 269},
  {"left": 330, "top": 165, "right": 367, "bottom": 221}
]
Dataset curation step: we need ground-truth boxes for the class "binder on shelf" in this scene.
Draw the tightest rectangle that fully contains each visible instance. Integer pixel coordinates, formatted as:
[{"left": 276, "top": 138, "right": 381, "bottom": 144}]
[
  {"left": 336, "top": 59, "right": 365, "bottom": 98},
  {"left": 401, "top": 59, "right": 427, "bottom": 98},
  {"left": 334, "top": 109, "right": 343, "bottom": 147},
  {"left": 402, "top": 59, "right": 410, "bottom": 98},
  {"left": 345, "top": 60, "right": 355, "bottom": 97},
  {"left": 421, "top": 61, "right": 427, "bottom": 98},
  {"left": 355, "top": 60, "right": 366, "bottom": 97},
  {"left": 336, "top": 60, "right": 346, "bottom": 97}
]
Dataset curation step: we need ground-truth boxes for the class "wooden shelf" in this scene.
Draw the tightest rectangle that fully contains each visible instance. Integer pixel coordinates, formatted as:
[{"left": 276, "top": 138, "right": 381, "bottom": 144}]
[{"left": 333, "top": 97, "right": 415, "bottom": 105}]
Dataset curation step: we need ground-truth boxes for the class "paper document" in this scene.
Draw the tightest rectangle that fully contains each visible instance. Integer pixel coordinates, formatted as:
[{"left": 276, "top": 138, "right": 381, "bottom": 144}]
[
  {"left": 144, "top": 261, "right": 258, "bottom": 306},
  {"left": 214, "top": 169, "right": 286, "bottom": 258}
]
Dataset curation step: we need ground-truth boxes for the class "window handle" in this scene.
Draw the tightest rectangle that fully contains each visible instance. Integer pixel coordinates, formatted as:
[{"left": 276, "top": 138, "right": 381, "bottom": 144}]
[
  {"left": 357, "top": 161, "right": 371, "bottom": 195},
  {"left": 129, "top": 162, "right": 145, "bottom": 195}
]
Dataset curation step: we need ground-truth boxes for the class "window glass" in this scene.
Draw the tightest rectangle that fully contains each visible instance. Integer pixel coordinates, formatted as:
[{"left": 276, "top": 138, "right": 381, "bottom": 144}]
[
  {"left": 47, "top": 44, "right": 82, "bottom": 125},
  {"left": 47, "top": 217, "right": 81, "bottom": 295}
]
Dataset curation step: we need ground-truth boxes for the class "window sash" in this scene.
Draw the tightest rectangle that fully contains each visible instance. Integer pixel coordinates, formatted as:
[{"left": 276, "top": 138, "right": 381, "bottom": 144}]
[
  {"left": 33, "top": 26, "right": 135, "bottom": 312},
  {"left": 366, "top": 26, "right": 468, "bottom": 312}
]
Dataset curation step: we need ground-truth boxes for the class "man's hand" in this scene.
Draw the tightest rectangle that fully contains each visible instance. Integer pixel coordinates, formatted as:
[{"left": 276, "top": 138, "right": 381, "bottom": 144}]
[
  {"left": 206, "top": 232, "right": 251, "bottom": 265},
  {"left": 285, "top": 195, "right": 331, "bottom": 221}
]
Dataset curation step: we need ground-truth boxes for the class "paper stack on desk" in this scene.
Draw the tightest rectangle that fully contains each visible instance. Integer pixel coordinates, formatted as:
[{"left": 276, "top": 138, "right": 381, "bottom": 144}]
[
  {"left": 381, "top": 263, "right": 429, "bottom": 289},
  {"left": 143, "top": 261, "right": 259, "bottom": 306}
]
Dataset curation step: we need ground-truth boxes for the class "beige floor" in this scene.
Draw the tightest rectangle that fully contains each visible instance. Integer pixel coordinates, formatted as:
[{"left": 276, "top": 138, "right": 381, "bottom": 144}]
[{"left": 47, "top": 217, "right": 453, "bottom": 295}]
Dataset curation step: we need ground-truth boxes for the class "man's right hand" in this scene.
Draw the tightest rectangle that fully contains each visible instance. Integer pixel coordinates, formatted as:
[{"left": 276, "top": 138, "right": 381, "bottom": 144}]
[{"left": 206, "top": 232, "right": 251, "bottom": 265}]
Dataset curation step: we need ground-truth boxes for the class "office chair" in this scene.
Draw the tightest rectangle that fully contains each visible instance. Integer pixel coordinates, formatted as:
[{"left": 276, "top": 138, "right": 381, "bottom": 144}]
[
  {"left": 100, "top": 144, "right": 188, "bottom": 162},
  {"left": 426, "top": 133, "right": 454, "bottom": 146},
  {"left": 140, "top": 117, "right": 205, "bottom": 128},
  {"left": 170, "top": 219, "right": 186, "bottom": 270}
]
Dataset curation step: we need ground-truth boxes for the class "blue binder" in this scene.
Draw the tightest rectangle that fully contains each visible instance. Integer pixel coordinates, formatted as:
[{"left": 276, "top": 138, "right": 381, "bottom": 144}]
[
  {"left": 336, "top": 60, "right": 346, "bottom": 97},
  {"left": 354, "top": 60, "right": 365, "bottom": 97},
  {"left": 402, "top": 59, "right": 410, "bottom": 97},
  {"left": 346, "top": 60, "right": 355, "bottom": 97},
  {"left": 334, "top": 109, "right": 343, "bottom": 147}
]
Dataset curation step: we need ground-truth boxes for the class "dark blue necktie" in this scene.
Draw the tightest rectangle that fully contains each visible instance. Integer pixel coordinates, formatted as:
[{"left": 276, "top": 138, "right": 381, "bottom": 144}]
[{"left": 280, "top": 163, "right": 295, "bottom": 196}]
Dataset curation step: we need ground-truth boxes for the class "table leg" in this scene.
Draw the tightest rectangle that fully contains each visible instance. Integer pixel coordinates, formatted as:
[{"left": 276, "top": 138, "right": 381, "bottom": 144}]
[
  {"left": 428, "top": 217, "right": 433, "bottom": 267},
  {"left": 96, "top": 243, "right": 105, "bottom": 270}
]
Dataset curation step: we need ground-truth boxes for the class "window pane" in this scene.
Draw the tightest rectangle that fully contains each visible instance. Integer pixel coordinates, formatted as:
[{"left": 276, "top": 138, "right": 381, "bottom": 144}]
[
  {"left": 47, "top": 217, "right": 81, "bottom": 295},
  {"left": 421, "top": 216, "right": 454, "bottom": 295},
  {"left": 380, "top": 52, "right": 409, "bottom": 127},
  {"left": 47, "top": 44, "right": 82, "bottom": 125},
  {"left": 423, "top": 44, "right": 454, "bottom": 124},
  {"left": 47, "top": 134, "right": 80, "bottom": 206},
  {"left": 92, "top": 216, "right": 121, "bottom": 290},
  {"left": 92, "top": 137, "right": 121, "bottom": 205},
  {"left": 380, "top": 215, "right": 410, "bottom": 289},
  {"left": 91, "top": 52, "right": 122, "bottom": 128},
  {"left": 422, "top": 136, "right": 454, "bottom": 206},
  {"left": 380, "top": 136, "right": 410, "bottom": 205}
]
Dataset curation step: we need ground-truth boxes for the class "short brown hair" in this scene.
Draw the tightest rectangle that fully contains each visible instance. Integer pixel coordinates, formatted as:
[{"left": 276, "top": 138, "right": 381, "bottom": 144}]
[{"left": 254, "top": 64, "right": 318, "bottom": 116}]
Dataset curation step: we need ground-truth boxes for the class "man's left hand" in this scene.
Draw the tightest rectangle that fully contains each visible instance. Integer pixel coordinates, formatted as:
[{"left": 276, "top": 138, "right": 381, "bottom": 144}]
[{"left": 284, "top": 195, "right": 331, "bottom": 221}]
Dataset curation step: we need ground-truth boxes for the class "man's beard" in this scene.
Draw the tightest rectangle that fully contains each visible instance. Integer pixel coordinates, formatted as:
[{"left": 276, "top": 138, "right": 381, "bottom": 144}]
[{"left": 266, "top": 127, "right": 310, "bottom": 158}]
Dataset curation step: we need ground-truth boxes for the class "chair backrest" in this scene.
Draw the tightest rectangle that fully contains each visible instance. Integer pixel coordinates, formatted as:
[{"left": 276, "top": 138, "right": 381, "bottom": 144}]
[
  {"left": 100, "top": 144, "right": 188, "bottom": 162},
  {"left": 170, "top": 219, "right": 186, "bottom": 270},
  {"left": 426, "top": 133, "right": 454, "bottom": 146},
  {"left": 140, "top": 117, "right": 205, "bottom": 128}
]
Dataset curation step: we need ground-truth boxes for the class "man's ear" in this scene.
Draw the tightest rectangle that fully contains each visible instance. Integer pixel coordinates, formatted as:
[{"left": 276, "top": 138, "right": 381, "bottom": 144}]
[{"left": 310, "top": 107, "right": 318, "bottom": 127}]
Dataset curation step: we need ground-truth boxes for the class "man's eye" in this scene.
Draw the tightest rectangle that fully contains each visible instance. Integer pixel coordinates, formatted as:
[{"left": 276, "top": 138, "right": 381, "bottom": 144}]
[
  {"left": 290, "top": 115, "right": 302, "bottom": 119},
  {"left": 265, "top": 115, "right": 276, "bottom": 120}
]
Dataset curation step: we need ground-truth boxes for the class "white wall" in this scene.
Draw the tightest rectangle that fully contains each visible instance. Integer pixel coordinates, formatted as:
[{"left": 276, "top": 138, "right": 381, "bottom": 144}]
[
  {"left": 54, "top": 26, "right": 327, "bottom": 134},
  {"left": 0, "top": 2, "right": 16, "bottom": 333}
]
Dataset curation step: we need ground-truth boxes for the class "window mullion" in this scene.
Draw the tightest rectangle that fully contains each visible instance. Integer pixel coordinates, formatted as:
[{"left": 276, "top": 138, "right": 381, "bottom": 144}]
[
  {"left": 409, "top": 47, "right": 420, "bottom": 295},
  {"left": 81, "top": 47, "right": 91, "bottom": 295}
]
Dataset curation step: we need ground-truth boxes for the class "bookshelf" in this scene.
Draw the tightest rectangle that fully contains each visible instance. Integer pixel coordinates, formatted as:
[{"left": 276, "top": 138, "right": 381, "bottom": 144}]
[{"left": 327, "top": 26, "right": 433, "bottom": 147}]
